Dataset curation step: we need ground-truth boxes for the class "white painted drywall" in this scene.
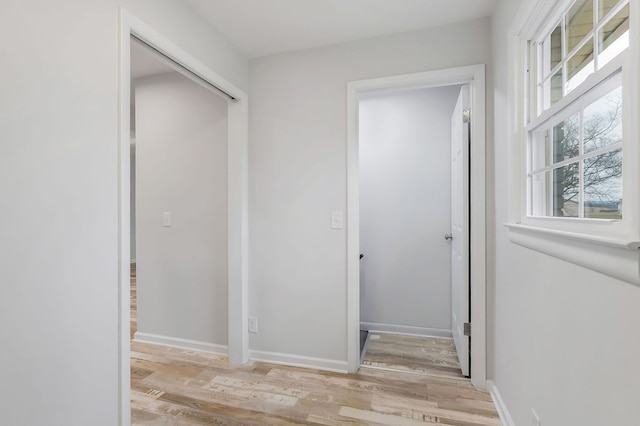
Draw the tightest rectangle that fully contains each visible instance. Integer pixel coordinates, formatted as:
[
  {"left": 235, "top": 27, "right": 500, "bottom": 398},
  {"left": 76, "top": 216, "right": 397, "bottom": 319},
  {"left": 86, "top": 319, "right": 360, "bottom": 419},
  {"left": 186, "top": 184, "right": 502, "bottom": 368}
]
[
  {"left": 0, "top": 1, "right": 247, "bottom": 424},
  {"left": 249, "top": 18, "right": 491, "bottom": 363},
  {"left": 491, "top": 0, "right": 640, "bottom": 424},
  {"left": 359, "top": 86, "right": 460, "bottom": 334},
  {"left": 135, "top": 72, "right": 228, "bottom": 347}
]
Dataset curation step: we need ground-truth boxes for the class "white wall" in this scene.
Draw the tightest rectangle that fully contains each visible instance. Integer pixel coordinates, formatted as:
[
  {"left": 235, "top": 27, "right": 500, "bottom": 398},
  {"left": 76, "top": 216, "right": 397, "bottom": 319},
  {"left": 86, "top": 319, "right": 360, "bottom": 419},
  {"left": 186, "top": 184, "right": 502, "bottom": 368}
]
[
  {"left": 491, "top": 0, "right": 640, "bottom": 424},
  {"left": 359, "top": 86, "right": 460, "bottom": 334},
  {"left": 0, "top": 2, "right": 247, "bottom": 424},
  {"left": 249, "top": 18, "right": 491, "bottom": 364},
  {"left": 135, "top": 72, "right": 228, "bottom": 348}
]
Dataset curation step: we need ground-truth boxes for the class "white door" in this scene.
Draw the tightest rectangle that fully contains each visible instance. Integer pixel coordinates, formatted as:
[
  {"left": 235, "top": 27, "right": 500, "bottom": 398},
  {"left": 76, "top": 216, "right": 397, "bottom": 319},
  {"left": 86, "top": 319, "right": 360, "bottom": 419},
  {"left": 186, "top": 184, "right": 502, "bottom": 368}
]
[{"left": 450, "top": 86, "right": 470, "bottom": 377}]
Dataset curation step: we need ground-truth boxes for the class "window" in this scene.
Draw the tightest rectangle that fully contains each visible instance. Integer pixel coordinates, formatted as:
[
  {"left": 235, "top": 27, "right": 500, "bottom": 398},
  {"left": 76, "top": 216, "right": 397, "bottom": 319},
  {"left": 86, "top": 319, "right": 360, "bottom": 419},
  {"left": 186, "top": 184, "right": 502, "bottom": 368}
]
[
  {"left": 507, "top": 0, "right": 640, "bottom": 284},
  {"left": 524, "top": 0, "right": 630, "bottom": 227},
  {"left": 529, "top": 73, "right": 622, "bottom": 219},
  {"left": 536, "top": 0, "right": 629, "bottom": 112}
]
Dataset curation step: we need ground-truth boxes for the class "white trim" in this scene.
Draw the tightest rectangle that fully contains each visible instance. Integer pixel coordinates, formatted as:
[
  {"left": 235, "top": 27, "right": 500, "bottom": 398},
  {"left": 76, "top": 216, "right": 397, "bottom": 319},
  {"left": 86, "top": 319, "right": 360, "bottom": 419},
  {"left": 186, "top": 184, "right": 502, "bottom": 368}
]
[
  {"left": 346, "top": 65, "right": 487, "bottom": 391},
  {"left": 117, "top": 14, "right": 132, "bottom": 423},
  {"left": 346, "top": 77, "right": 360, "bottom": 375},
  {"left": 360, "top": 322, "right": 452, "bottom": 339},
  {"left": 511, "top": 0, "right": 568, "bottom": 41},
  {"left": 133, "top": 332, "right": 228, "bottom": 355},
  {"left": 249, "top": 350, "right": 349, "bottom": 373},
  {"left": 226, "top": 81, "right": 250, "bottom": 367},
  {"left": 487, "top": 380, "right": 515, "bottom": 426},
  {"left": 129, "top": 259, "right": 136, "bottom": 264},
  {"left": 506, "top": 223, "right": 640, "bottom": 249},
  {"left": 118, "top": 8, "right": 249, "bottom": 426},
  {"left": 506, "top": 223, "right": 640, "bottom": 285}
]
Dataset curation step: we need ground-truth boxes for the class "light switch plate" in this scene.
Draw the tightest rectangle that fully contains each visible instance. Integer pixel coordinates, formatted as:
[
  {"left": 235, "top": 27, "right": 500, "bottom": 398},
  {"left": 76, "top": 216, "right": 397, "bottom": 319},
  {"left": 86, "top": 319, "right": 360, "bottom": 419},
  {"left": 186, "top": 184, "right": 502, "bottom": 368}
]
[
  {"left": 162, "top": 212, "right": 171, "bottom": 227},
  {"left": 331, "top": 211, "right": 343, "bottom": 229}
]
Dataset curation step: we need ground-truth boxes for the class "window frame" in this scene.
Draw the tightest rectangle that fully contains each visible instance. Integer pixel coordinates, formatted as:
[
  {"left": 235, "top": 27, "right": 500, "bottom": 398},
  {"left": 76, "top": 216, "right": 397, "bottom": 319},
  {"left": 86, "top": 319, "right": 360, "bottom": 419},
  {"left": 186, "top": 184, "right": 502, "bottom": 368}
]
[{"left": 506, "top": 0, "right": 640, "bottom": 285}]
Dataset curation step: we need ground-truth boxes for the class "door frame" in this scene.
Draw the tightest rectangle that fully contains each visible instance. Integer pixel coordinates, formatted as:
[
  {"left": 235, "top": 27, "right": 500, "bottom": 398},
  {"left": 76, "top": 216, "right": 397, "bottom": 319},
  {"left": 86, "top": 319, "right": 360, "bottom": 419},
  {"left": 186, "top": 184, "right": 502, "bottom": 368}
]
[
  {"left": 346, "top": 64, "right": 486, "bottom": 389},
  {"left": 118, "top": 8, "right": 249, "bottom": 425}
]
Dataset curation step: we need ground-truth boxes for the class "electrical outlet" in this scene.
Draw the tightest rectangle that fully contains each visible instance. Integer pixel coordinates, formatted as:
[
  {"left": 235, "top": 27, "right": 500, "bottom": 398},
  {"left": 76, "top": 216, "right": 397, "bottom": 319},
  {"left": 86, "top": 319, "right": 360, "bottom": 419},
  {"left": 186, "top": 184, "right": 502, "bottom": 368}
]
[
  {"left": 531, "top": 409, "right": 541, "bottom": 426},
  {"left": 248, "top": 316, "right": 258, "bottom": 333}
]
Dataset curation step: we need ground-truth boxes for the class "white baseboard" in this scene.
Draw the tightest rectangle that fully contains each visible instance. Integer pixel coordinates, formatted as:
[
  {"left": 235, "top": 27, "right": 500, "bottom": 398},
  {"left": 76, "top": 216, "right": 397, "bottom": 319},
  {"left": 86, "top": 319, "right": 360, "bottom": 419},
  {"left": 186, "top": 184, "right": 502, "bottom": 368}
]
[
  {"left": 130, "top": 259, "right": 136, "bottom": 264},
  {"left": 360, "top": 322, "right": 452, "bottom": 338},
  {"left": 249, "top": 350, "right": 349, "bottom": 373},
  {"left": 487, "top": 380, "right": 514, "bottom": 426},
  {"left": 133, "top": 332, "right": 228, "bottom": 356}
]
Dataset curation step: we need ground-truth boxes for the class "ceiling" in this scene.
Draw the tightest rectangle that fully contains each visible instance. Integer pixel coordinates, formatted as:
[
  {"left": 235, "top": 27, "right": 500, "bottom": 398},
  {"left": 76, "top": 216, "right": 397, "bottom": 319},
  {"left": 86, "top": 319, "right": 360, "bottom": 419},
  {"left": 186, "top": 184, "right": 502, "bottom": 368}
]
[
  {"left": 183, "top": 0, "right": 498, "bottom": 58},
  {"left": 130, "top": 1, "right": 498, "bottom": 77}
]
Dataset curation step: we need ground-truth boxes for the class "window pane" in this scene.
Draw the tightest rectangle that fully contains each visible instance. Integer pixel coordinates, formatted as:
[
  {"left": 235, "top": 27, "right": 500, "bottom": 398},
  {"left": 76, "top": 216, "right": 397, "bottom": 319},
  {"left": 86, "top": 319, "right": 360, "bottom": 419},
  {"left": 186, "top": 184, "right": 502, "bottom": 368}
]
[
  {"left": 553, "top": 162, "right": 580, "bottom": 217},
  {"left": 541, "top": 69, "right": 563, "bottom": 111},
  {"left": 550, "top": 70, "right": 563, "bottom": 106},
  {"left": 552, "top": 114, "right": 580, "bottom": 163},
  {"left": 583, "top": 85, "right": 622, "bottom": 153},
  {"left": 567, "top": 39, "right": 595, "bottom": 92},
  {"left": 584, "top": 149, "right": 622, "bottom": 219},
  {"left": 566, "top": 0, "right": 594, "bottom": 53},
  {"left": 543, "top": 24, "right": 563, "bottom": 77},
  {"left": 598, "top": 3, "right": 629, "bottom": 68},
  {"left": 598, "top": 0, "right": 621, "bottom": 22}
]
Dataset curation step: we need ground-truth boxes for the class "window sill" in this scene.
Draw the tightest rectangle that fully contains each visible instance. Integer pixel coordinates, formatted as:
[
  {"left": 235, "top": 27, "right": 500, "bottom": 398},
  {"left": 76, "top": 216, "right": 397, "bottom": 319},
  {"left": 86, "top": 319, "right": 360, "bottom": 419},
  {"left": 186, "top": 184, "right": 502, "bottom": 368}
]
[{"left": 505, "top": 223, "right": 640, "bottom": 286}]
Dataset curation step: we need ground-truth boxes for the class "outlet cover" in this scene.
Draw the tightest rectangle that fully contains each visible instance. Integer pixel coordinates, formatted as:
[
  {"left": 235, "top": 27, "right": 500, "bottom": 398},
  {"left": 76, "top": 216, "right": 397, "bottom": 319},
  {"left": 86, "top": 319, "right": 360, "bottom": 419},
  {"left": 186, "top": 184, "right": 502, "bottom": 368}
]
[{"left": 248, "top": 316, "right": 258, "bottom": 333}]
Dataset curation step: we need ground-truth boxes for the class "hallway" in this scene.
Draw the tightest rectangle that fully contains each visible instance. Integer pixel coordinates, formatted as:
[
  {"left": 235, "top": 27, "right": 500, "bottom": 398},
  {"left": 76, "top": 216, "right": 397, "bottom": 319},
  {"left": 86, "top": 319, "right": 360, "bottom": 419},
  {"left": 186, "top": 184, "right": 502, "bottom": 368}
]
[{"left": 130, "top": 267, "right": 499, "bottom": 425}]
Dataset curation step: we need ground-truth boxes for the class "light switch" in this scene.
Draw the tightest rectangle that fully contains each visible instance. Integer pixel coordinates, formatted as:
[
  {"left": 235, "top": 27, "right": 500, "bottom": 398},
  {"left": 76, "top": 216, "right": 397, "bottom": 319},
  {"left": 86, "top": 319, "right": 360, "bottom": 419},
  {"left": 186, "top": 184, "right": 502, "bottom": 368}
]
[
  {"left": 331, "top": 211, "right": 343, "bottom": 229},
  {"left": 162, "top": 212, "right": 172, "bottom": 227}
]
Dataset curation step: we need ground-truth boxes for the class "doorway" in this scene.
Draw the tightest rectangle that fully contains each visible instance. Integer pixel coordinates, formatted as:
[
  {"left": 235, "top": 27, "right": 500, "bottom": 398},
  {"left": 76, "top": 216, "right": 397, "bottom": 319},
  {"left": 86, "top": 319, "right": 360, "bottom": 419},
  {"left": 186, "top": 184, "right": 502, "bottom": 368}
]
[
  {"left": 118, "top": 10, "right": 249, "bottom": 425},
  {"left": 129, "top": 39, "right": 229, "bottom": 350},
  {"left": 357, "top": 84, "right": 466, "bottom": 376},
  {"left": 346, "top": 65, "right": 487, "bottom": 389}
]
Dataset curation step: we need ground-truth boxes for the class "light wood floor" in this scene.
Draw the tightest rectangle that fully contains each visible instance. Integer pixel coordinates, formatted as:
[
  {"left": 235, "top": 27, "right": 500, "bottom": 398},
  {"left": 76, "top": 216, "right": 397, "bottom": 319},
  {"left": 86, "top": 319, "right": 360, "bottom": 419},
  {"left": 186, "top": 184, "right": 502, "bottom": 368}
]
[
  {"left": 362, "top": 333, "right": 465, "bottom": 379},
  {"left": 130, "top": 266, "right": 500, "bottom": 425}
]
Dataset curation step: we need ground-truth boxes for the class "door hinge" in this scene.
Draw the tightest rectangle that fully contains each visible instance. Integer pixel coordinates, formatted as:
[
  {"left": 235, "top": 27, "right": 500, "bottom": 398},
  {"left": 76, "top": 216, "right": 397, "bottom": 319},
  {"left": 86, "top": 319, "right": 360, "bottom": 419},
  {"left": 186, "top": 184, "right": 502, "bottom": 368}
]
[
  {"left": 463, "top": 109, "right": 471, "bottom": 124},
  {"left": 463, "top": 322, "right": 471, "bottom": 336}
]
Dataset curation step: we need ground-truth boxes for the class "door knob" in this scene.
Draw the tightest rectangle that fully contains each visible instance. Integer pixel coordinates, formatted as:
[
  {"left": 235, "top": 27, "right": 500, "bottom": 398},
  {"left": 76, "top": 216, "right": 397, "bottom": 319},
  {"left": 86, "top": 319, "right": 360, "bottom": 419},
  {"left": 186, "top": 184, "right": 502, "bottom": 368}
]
[{"left": 444, "top": 233, "right": 453, "bottom": 241}]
